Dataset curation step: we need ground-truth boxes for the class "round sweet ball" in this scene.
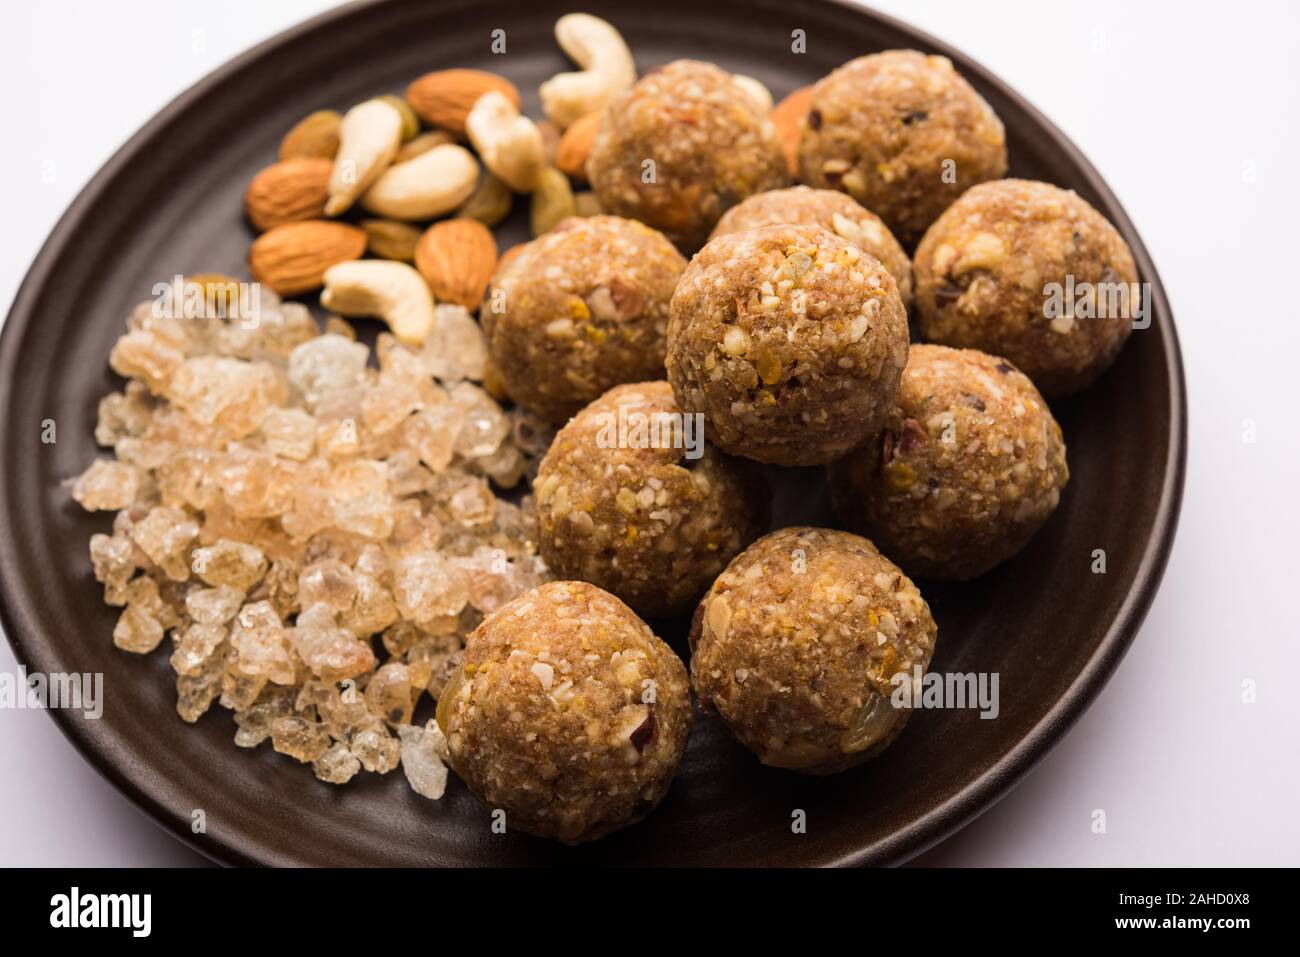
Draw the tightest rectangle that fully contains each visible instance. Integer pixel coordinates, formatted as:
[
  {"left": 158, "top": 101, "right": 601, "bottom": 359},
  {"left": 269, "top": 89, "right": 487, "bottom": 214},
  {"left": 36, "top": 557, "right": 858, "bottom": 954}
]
[
  {"left": 709, "top": 186, "right": 914, "bottom": 312},
  {"left": 798, "top": 50, "right": 1008, "bottom": 248},
  {"left": 689, "top": 527, "right": 937, "bottom": 774},
  {"left": 666, "top": 223, "right": 909, "bottom": 466},
  {"left": 829, "top": 344, "right": 1069, "bottom": 581},
  {"left": 914, "top": 179, "right": 1139, "bottom": 398},
  {"left": 587, "top": 59, "right": 789, "bottom": 251},
  {"left": 438, "top": 580, "right": 692, "bottom": 843},
  {"left": 535, "top": 382, "right": 769, "bottom": 618},
  {"left": 481, "top": 215, "right": 686, "bottom": 425}
]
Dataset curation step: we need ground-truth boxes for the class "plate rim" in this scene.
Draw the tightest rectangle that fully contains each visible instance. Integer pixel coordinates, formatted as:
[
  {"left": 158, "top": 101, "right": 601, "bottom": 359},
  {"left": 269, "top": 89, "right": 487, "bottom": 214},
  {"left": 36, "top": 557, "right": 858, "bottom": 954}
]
[{"left": 0, "top": 0, "right": 1187, "bottom": 868}]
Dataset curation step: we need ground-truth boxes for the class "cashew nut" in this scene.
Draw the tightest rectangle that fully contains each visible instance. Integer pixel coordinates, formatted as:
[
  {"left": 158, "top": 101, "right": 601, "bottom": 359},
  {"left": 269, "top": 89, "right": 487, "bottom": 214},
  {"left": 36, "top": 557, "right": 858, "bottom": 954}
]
[
  {"left": 538, "top": 14, "right": 635, "bottom": 128},
  {"left": 360, "top": 143, "right": 480, "bottom": 221},
  {"left": 320, "top": 260, "right": 435, "bottom": 346},
  {"left": 732, "top": 74, "right": 773, "bottom": 113},
  {"left": 325, "top": 99, "right": 403, "bottom": 216},
  {"left": 465, "top": 92, "right": 545, "bottom": 192}
]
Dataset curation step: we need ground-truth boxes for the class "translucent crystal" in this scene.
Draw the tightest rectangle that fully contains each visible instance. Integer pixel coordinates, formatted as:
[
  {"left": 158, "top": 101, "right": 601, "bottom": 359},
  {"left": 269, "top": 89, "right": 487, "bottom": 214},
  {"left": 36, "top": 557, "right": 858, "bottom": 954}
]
[
  {"left": 113, "top": 577, "right": 168, "bottom": 654},
  {"left": 476, "top": 442, "right": 527, "bottom": 489},
  {"left": 89, "top": 532, "right": 140, "bottom": 606},
  {"left": 365, "top": 662, "right": 414, "bottom": 726},
  {"left": 449, "top": 383, "right": 510, "bottom": 458},
  {"left": 297, "top": 559, "right": 357, "bottom": 613},
  {"left": 167, "top": 356, "right": 285, "bottom": 438},
  {"left": 313, "top": 680, "right": 372, "bottom": 741},
  {"left": 392, "top": 552, "right": 470, "bottom": 624},
  {"left": 232, "top": 686, "right": 296, "bottom": 748},
  {"left": 383, "top": 448, "right": 435, "bottom": 498},
  {"left": 252, "top": 300, "right": 318, "bottom": 358},
  {"left": 354, "top": 543, "right": 388, "bottom": 578},
  {"left": 169, "top": 623, "right": 227, "bottom": 676},
  {"left": 110, "top": 330, "right": 184, "bottom": 394},
  {"left": 79, "top": 298, "right": 552, "bottom": 798},
  {"left": 219, "top": 666, "right": 267, "bottom": 712},
  {"left": 361, "top": 375, "right": 425, "bottom": 436},
  {"left": 213, "top": 446, "right": 295, "bottom": 518},
  {"left": 95, "top": 383, "right": 156, "bottom": 448},
  {"left": 193, "top": 539, "right": 268, "bottom": 590},
  {"left": 315, "top": 418, "right": 362, "bottom": 461},
  {"left": 287, "top": 334, "right": 369, "bottom": 408},
  {"left": 402, "top": 404, "right": 463, "bottom": 474},
  {"left": 290, "top": 603, "right": 376, "bottom": 681},
  {"left": 281, "top": 461, "right": 334, "bottom": 542},
  {"left": 447, "top": 475, "right": 496, "bottom": 527},
  {"left": 229, "top": 600, "right": 296, "bottom": 685},
  {"left": 128, "top": 506, "right": 199, "bottom": 581},
  {"left": 176, "top": 650, "right": 226, "bottom": 723},
  {"left": 260, "top": 407, "right": 317, "bottom": 461},
  {"left": 313, "top": 742, "right": 361, "bottom": 784},
  {"left": 185, "top": 585, "right": 244, "bottom": 625},
  {"left": 351, "top": 726, "right": 401, "bottom": 774},
  {"left": 71, "top": 459, "right": 143, "bottom": 511},
  {"left": 398, "top": 721, "right": 450, "bottom": 799},
  {"left": 329, "top": 459, "right": 394, "bottom": 539},
  {"left": 341, "top": 572, "right": 398, "bottom": 637},
  {"left": 155, "top": 447, "right": 220, "bottom": 511},
  {"left": 462, "top": 546, "right": 528, "bottom": 614},
  {"left": 270, "top": 715, "right": 331, "bottom": 763},
  {"left": 421, "top": 305, "right": 488, "bottom": 383},
  {"left": 262, "top": 558, "right": 302, "bottom": 620}
]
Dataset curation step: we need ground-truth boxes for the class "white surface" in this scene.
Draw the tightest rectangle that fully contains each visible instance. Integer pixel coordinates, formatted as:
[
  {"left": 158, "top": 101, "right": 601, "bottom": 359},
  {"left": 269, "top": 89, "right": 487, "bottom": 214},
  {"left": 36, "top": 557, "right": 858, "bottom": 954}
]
[{"left": 1, "top": 0, "right": 1296, "bottom": 867}]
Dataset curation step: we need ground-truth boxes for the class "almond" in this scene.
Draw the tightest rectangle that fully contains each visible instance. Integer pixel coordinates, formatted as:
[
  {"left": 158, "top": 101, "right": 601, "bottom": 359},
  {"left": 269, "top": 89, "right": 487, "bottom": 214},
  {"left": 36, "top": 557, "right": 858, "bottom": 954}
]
[
  {"left": 414, "top": 218, "right": 498, "bottom": 310},
  {"left": 278, "top": 110, "right": 342, "bottom": 161},
  {"left": 249, "top": 220, "right": 366, "bottom": 297},
  {"left": 244, "top": 158, "right": 333, "bottom": 232},
  {"left": 555, "top": 111, "right": 601, "bottom": 181},
  {"left": 405, "top": 69, "right": 520, "bottom": 135},
  {"left": 772, "top": 85, "right": 814, "bottom": 178}
]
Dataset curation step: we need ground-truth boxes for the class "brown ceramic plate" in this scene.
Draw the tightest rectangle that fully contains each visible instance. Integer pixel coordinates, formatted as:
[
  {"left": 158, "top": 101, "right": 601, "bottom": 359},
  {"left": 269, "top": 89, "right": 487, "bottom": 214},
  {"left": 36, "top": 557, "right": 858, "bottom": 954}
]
[{"left": 0, "top": 0, "right": 1184, "bottom": 867}]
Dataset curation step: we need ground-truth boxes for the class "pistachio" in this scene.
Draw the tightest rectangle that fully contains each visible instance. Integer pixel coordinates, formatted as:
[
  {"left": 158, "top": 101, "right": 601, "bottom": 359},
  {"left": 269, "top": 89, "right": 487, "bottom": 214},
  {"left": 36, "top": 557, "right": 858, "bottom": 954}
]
[
  {"left": 456, "top": 172, "right": 513, "bottom": 227},
  {"left": 394, "top": 130, "right": 455, "bottom": 164},
  {"left": 530, "top": 167, "right": 576, "bottom": 237},
  {"left": 360, "top": 219, "right": 422, "bottom": 262},
  {"left": 379, "top": 94, "right": 421, "bottom": 142}
]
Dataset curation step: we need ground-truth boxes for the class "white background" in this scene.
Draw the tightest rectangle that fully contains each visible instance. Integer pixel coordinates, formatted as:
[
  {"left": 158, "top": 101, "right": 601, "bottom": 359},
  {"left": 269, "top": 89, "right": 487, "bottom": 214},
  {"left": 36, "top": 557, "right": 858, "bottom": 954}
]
[{"left": 1, "top": 0, "right": 1297, "bottom": 867}]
